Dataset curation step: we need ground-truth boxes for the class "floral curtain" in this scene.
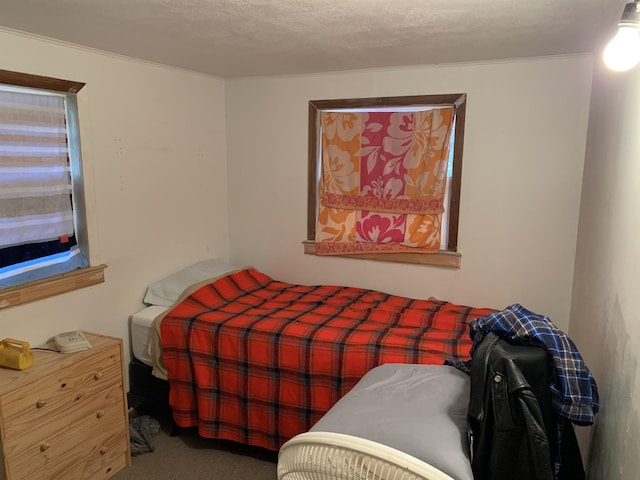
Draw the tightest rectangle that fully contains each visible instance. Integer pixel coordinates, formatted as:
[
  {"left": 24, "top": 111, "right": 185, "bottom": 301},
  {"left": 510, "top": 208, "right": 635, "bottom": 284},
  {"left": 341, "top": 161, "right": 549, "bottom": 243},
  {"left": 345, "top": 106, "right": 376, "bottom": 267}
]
[{"left": 315, "top": 107, "right": 455, "bottom": 255}]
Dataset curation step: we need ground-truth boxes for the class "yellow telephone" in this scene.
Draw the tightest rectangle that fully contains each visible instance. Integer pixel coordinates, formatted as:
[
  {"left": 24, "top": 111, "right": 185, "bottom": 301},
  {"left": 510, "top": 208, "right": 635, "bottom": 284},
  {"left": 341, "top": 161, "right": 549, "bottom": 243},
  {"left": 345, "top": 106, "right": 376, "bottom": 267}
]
[{"left": 0, "top": 338, "right": 34, "bottom": 370}]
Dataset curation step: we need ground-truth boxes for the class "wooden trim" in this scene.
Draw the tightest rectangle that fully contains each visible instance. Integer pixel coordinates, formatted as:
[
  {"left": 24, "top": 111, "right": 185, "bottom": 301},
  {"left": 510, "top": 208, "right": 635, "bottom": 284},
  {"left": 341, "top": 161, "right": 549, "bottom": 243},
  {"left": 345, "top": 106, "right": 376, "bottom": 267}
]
[
  {"left": 0, "top": 265, "right": 107, "bottom": 310},
  {"left": 0, "top": 69, "right": 85, "bottom": 93},
  {"left": 447, "top": 98, "right": 466, "bottom": 252},
  {"left": 309, "top": 94, "right": 465, "bottom": 110},
  {"left": 308, "top": 102, "right": 319, "bottom": 240},
  {"left": 303, "top": 241, "right": 461, "bottom": 268}
]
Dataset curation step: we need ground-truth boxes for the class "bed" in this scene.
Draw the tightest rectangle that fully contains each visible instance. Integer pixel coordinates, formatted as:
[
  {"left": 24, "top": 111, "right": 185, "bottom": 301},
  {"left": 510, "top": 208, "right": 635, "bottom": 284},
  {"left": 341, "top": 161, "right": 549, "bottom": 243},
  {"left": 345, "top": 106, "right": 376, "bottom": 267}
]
[
  {"left": 128, "top": 259, "right": 493, "bottom": 451},
  {"left": 128, "top": 259, "right": 593, "bottom": 479},
  {"left": 278, "top": 363, "right": 476, "bottom": 480}
]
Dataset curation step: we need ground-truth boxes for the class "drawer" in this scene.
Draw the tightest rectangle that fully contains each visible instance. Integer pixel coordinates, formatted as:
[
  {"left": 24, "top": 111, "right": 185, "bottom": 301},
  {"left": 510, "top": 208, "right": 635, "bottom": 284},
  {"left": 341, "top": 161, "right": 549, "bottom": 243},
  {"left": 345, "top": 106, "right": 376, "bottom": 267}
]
[
  {"left": 85, "top": 449, "right": 128, "bottom": 480},
  {"left": 5, "top": 387, "right": 126, "bottom": 480},
  {"left": 79, "top": 428, "right": 128, "bottom": 480},
  {"left": 2, "top": 378, "right": 123, "bottom": 443},
  {"left": 0, "top": 345, "right": 122, "bottom": 432}
]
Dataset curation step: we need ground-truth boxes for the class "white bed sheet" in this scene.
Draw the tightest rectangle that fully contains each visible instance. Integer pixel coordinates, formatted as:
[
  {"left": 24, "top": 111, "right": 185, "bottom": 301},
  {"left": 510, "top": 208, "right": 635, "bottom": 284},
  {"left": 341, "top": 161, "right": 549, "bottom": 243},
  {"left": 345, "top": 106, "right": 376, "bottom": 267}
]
[{"left": 131, "top": 305, "right": 169, "bottom": 367}]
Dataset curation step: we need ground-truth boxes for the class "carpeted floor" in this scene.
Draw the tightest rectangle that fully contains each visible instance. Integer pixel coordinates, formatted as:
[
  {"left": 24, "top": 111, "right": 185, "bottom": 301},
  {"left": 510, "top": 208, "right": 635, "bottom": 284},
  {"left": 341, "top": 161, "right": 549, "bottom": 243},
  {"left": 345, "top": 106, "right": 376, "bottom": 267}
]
[{"left": 112, "top": 413, "right": 278, "bottom": 480}]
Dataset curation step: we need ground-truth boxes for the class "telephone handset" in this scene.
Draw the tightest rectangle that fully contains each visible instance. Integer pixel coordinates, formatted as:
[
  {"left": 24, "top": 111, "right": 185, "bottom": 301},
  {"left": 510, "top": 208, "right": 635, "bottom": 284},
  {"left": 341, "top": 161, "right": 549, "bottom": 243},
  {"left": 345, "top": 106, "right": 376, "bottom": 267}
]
[{"left": 54, "top": 331, "right": 92, "bottom": 353}]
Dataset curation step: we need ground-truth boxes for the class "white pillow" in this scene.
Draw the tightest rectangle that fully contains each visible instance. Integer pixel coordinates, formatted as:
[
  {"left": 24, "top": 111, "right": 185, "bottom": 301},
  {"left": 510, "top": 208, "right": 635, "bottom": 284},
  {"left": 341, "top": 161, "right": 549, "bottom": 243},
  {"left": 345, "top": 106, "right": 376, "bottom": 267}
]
[{"left": 143, "top": 259, "right": 241, "bottom": 306}]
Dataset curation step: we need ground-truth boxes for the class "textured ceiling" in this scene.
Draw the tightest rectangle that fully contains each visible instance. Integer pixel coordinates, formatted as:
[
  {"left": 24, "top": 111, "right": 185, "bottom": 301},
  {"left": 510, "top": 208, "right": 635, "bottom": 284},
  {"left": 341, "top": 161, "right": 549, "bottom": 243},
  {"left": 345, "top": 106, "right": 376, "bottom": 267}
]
[{"left": 0, "top": 0, "right": 624, "bottom": 78}]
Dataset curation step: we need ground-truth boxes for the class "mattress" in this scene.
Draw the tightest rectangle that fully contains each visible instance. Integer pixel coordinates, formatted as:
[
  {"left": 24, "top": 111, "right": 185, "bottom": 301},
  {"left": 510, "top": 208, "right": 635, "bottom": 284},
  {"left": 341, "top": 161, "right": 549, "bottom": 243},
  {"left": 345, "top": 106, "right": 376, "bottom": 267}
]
[
  {"left": 131, "top": 305, "right": 169, "bottom": 367},
  {"left": 310, "top": 363, "right": 474, "bottom": 480}
]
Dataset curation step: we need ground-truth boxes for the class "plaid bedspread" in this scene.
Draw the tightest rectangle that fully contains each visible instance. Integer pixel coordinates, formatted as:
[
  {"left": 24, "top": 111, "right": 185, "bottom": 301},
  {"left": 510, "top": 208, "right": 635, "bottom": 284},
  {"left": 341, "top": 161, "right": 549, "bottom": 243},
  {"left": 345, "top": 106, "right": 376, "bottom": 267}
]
[{"left": 160, "top": 268, "right": 494, "bottom": 451}]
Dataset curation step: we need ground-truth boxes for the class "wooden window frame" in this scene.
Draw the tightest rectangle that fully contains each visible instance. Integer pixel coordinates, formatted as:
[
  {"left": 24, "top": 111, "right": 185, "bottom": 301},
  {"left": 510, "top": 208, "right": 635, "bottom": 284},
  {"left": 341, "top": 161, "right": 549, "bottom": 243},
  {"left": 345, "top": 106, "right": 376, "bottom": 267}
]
[
  {"left": 0, "top": 69, "right": 105, "bottom": 309},
  {"left": 306, "top": 94, "right": 466, "bottom": 268}
]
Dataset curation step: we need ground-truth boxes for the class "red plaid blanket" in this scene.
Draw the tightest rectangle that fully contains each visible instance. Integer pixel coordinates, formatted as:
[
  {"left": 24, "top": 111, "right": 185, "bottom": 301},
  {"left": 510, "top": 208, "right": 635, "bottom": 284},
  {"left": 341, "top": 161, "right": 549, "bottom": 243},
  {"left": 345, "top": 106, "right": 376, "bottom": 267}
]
[{"left": 160, "top": 268, "right": 494, "bottom": 451}]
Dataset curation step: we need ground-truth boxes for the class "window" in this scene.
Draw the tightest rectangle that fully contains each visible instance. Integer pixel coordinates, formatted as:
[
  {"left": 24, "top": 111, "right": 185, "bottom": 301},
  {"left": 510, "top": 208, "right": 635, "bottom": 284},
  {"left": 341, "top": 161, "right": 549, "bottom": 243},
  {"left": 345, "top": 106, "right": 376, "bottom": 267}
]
[
  {"left": 0, "top": 70, "right": 105, "bottom": 309},
  {"left": 305, "top": 94, "right": 466, "bottom": 268}
]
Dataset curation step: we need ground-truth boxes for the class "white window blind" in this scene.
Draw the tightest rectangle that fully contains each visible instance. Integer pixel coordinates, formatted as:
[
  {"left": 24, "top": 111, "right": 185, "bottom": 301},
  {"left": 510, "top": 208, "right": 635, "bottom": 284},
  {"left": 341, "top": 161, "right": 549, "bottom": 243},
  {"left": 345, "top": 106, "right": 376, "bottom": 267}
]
[{"left": 0, "top": 87, "right": 87, "bottom": 289}]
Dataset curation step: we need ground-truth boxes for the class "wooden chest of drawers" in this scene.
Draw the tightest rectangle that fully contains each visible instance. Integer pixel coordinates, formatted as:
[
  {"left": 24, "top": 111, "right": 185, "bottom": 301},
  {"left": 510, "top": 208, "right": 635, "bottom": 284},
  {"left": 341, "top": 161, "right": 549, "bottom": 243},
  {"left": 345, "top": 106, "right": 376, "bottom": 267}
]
[{"left": 0, "top": 332, "right": 130, "bottom": 480}]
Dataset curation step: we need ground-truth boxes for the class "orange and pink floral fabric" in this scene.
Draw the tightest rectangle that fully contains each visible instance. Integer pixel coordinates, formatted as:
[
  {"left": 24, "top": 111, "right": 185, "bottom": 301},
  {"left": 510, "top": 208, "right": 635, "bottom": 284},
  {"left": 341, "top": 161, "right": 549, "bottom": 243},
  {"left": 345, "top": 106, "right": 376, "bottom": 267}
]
[{"left": 316, "top": 108, "right": 454, "bottom": 255}]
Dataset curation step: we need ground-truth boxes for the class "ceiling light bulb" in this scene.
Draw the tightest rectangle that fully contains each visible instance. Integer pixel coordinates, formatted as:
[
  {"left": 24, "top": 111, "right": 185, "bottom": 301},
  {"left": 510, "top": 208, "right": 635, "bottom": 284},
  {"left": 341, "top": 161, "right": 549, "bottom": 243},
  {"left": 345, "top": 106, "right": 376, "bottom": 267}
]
[{"left": 604, "top": 26, "right": 640, "bottom": 71}]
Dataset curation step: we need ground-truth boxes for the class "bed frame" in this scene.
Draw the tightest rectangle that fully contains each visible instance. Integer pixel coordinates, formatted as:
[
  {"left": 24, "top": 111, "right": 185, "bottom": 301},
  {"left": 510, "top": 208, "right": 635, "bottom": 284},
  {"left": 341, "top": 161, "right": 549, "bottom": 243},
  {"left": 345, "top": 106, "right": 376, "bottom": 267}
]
[
  {"left": 129, "top": 358, "right": 168, "bottom": 404},
  {"left": 128, "top": 358, "right": 171, "bottom": 418}
]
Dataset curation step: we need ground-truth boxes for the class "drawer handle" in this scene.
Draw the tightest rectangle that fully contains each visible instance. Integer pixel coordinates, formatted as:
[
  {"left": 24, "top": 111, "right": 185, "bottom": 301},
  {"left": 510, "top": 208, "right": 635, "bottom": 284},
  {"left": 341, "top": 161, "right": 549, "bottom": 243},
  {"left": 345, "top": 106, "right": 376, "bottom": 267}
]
[
  {"left": 96, "top": 410, "right": 105, "bottom": 419},
  {"left": 93, "top": 372, "right": 103, "bottom": 380},
  {"left": 36, "top": 400, "right": 47, "bottom": 408},
  {"left": 40, "top": 443, "right": 50, "bottom": 452},
  {"left": 99, "top": 446, "right": 108, "bottom": 455}
]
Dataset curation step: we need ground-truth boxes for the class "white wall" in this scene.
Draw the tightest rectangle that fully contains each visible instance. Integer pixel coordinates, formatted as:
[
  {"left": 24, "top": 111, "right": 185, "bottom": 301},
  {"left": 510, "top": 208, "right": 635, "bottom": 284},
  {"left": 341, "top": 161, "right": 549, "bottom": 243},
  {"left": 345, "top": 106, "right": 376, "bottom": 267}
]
[
  {"left": 226, "top": 56, "right": 593, "bottom": 331},
  {"left": 570, "top": 59, "right": 640, "bottom": 478},
  {"left": 0, "top": 29, "right": 230, "bottom": 367}
]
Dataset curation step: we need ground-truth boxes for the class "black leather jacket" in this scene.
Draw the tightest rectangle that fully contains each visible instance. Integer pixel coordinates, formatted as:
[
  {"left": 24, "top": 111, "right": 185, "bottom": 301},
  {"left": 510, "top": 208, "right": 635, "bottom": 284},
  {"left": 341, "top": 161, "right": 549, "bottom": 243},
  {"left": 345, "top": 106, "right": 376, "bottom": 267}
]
[{"left": 467, "top": 332, "right": 584, "bottom": 480}]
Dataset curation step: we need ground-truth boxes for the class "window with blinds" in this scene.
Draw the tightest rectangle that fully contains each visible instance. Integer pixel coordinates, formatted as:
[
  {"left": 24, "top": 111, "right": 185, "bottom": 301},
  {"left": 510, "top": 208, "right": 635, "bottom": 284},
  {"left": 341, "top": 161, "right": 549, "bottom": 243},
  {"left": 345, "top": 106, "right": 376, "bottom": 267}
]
[{"left": 0, "top": 84, "right": 88, "bottom": 289}]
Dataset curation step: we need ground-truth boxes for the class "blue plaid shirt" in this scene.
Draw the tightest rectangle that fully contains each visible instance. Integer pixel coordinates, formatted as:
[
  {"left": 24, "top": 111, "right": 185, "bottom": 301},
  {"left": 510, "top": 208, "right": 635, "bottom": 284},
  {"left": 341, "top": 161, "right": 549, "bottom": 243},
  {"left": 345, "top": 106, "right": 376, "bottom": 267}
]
[{"left": 469, "top": 303, "right": 599, "bottom": 426}]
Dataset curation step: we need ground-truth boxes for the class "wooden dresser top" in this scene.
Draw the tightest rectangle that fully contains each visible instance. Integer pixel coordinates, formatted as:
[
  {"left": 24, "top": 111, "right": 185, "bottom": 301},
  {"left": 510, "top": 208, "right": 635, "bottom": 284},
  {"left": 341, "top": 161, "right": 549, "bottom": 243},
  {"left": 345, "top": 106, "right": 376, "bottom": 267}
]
[{"left": 0, "top": 332, "right": 122, "bottom": 392}]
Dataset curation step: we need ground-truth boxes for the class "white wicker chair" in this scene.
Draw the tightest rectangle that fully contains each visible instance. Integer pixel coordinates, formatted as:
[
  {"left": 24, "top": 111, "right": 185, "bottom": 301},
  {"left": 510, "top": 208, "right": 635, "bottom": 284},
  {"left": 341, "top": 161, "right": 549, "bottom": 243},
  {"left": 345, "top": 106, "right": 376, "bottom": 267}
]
[{"left": 277, "top": 431, "right": 455, "bottom": 480}]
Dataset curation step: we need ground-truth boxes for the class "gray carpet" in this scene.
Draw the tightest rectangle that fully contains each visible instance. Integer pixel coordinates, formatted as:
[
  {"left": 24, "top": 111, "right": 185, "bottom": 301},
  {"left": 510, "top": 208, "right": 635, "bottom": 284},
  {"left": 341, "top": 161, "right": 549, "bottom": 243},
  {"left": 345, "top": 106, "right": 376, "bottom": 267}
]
[{"left": 113, "top": 415, "right": 278, "bottom": 480}]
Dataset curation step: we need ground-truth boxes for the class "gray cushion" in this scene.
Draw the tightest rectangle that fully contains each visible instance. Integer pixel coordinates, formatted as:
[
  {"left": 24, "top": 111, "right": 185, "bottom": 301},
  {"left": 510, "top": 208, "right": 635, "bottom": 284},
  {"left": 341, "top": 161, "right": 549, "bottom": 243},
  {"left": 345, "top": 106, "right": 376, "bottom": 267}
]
[{"left": 310, "top": 363, "right": 473, "bottom": 480}]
